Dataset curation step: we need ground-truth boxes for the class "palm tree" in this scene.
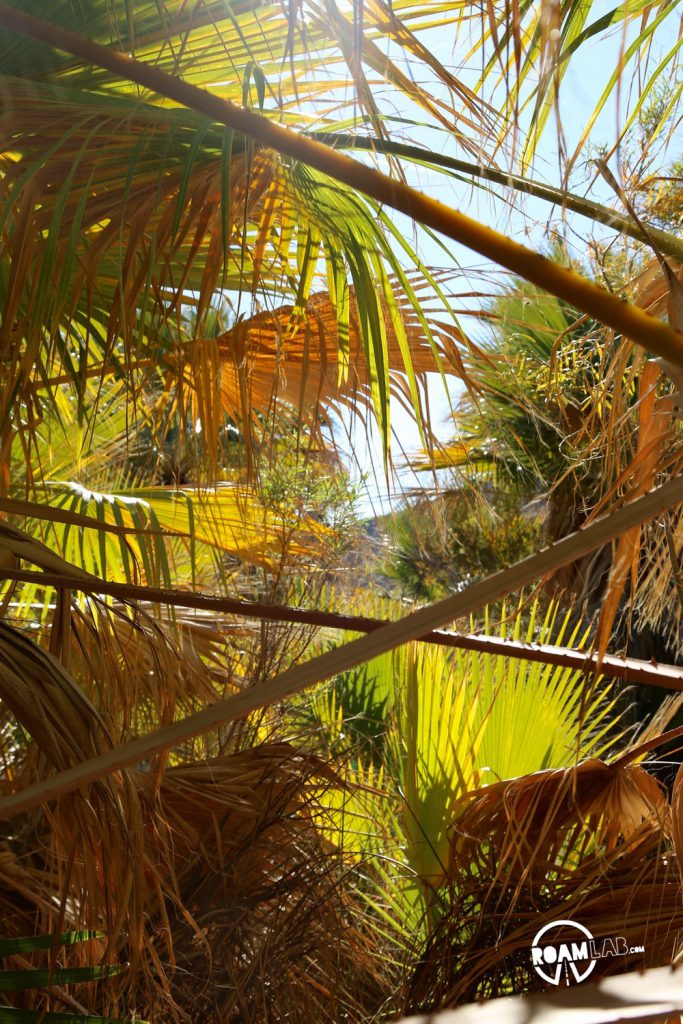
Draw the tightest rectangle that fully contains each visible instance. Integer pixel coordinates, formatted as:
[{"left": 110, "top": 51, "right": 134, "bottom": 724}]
[
  {"left": 420, "top": 253, "right": 618, "bottom": 601},
  {"left": 1, "top": 2, "right": 683, "bottom": 1021}
]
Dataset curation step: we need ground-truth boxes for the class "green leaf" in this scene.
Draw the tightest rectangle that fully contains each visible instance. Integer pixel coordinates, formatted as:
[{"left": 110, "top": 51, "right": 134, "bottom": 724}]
[
  {"left": 242, "top": 61, "right": 267, "bottom": 112},
  {"left": 0, "top": 934, "right": 103, "bottom": 958},
  {"left": 0, "top": 966, "right": 121, "bottom": 993},
  {"left": 0, "top": 1008, "right": 136, "bottom": 1024}
]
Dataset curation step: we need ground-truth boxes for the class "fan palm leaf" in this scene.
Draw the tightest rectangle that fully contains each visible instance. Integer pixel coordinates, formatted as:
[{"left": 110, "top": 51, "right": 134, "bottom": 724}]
[
  {"left": 4, "top": 470, "right": 683, "bottom": 823},
  {"left": 302, "top": 601, "right": 626, "bottom": 979},
  {"left": 405, "top": 752, "right": 678, "bottom": 1008},
  {"left": 31, "top": 481, "right": 330, "bottom": 581}
]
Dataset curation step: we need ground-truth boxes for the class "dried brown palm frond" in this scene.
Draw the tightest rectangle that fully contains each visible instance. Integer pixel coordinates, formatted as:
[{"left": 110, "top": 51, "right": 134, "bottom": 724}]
[
  {"left": 0, "top": 614, "right": 386, "bottom": 1021},
  {"left": 0, "top": 607, "right": 212, "bottom": 1017},
  {"left": 214, "top": 288, "right": 464, "bottom": 431},
  {"left": 403, "top": 754, "right": 681, "bottom": 1011},
  {"left": 65, "top": 599, "right": 231, "bottom": 741},
  {"left": 61, "top": 587, "right": 339, "bottom": 755},
  {"left": 585, "top": 259, "right": 683, "bottom": 649},
  {"left": 0, "top": 617, "right": 150, "bottom": 1007},
  {"left": 137, "top": 748, "right": 388, "bottom": 1022},
  {"left": 593, "top": 356, "right": 681, "bottom": 662}
]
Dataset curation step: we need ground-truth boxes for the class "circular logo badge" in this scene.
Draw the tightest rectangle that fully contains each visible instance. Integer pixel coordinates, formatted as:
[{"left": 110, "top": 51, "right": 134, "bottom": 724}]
[{"left": 531, "top": 919, "right": 596, "bottom": 986}]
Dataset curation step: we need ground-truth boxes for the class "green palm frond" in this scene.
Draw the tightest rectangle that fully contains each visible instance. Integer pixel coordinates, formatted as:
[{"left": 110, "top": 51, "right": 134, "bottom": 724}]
[
  {"left": 412, "top": 263, "right": 612, "bottom": 494},
  {"left": 0, "top": 0, "right": 490, "bottom": 456},
  {"left": 2, "top": 479, "right": 330, "bottom": 608},
  {"left": 308, "top": 600, "right": 622, "bottom": 947},
  {"left": 0, "top": 932, "right": 139, "bottom": 1024}
]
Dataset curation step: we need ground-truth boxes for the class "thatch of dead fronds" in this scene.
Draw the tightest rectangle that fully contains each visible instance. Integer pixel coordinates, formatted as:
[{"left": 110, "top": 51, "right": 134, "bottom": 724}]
[
  {"left": 403, "top": 756, "right": 683, "bottom": 1012},
  {"left": 0, "top": 614, "right": 388, "bottom": 1022}
]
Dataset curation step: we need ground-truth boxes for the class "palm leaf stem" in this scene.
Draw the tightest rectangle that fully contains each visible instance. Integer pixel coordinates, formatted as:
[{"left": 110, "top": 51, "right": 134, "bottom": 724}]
[
  {"left": 2, "top": 473, "right": 683, "bottom": 820},
  {"left": 310, "top": 133, "right": 683, "bottom": 264},
  {"left": 0, "top": 497, "right": 167, "bottom": 540},
  {"left": 2, "top": 7, "right": 683, "bottom": 365},
  {"left": 1, "top": 566, "right": 682, "bottom": 691}
]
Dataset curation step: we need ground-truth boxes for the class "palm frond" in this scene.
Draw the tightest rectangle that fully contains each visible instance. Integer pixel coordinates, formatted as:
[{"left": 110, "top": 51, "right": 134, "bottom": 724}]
[
  {"left": 4, "top": 468, "right": 683, "bottom": 822},
  {"left": 406, "top": 753, "right": 677, "bottom": 1007}
]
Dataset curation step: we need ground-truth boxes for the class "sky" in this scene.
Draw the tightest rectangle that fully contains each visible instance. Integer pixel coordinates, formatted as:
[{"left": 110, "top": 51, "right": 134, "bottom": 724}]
[{"left": 336, "top": 2, "right": 683, "bottom": 518}]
